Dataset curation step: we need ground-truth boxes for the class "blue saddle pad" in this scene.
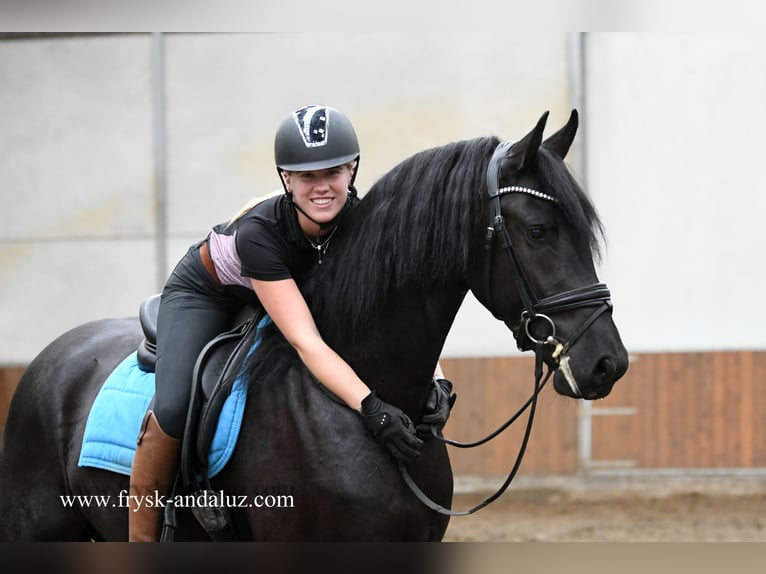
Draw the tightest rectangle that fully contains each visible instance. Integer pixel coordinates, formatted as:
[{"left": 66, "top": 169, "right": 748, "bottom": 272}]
[{"left": 78, "top": 352, "right": 247, "bottom": 478}]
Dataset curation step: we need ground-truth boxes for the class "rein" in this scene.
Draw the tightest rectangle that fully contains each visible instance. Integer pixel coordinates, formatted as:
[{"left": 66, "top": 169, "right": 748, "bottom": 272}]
[
  {"left": 399, "top": 140, "right": 614, "bottom": 516},
  {"left": 400, "top": 342, "right": 552, "bottom": 516}
]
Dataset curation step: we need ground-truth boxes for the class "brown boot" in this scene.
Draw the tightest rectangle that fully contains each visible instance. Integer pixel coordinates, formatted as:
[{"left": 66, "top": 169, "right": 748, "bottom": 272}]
[{"left": 128, "top": 410, "right": 181, "bottom": 542}]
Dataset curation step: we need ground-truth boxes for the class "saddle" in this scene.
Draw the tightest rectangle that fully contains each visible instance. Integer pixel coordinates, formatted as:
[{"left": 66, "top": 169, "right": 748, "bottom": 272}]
[
  {"left": 136, "top": 294, "right": 161, "bottom": 373},
  {"left": 136, "top": 294, "right": 261, "bottom": 540}
]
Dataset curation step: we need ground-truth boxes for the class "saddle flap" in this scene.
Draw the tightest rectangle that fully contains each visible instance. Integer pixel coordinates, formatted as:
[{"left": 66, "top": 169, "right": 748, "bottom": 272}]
[{"left": 181, "top": 315, "right": 260, "bottom": 487}]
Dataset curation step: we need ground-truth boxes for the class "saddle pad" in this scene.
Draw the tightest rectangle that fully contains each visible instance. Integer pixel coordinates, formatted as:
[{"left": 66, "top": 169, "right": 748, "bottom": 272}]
[{"left": 77, "top": 351, "right": 247, "bottom": 478}]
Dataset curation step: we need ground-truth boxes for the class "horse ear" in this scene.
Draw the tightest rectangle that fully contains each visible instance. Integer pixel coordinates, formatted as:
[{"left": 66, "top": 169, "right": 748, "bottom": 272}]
[
  {"left": 542, "top": 109, "right": 579, "bottom": 159},
  {"left": 505, "top": 111, "right": 549, "bottom": 172}
]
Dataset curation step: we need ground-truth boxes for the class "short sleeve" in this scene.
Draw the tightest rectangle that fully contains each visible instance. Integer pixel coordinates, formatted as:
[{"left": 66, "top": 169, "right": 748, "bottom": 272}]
[{"left": 236, "top": 215, "right": 293, "bottom": 281}]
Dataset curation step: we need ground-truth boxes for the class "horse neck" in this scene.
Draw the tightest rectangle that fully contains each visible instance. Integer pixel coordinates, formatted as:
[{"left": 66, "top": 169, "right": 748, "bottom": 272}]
[{"left": 338, "top": 280, "right": 468, "bottom": 418}]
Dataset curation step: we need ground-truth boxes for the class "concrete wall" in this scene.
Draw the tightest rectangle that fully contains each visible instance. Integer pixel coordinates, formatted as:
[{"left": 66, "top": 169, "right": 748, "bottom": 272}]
[{"left": 585, "top": 33, "right": 766, "bottom": 353}]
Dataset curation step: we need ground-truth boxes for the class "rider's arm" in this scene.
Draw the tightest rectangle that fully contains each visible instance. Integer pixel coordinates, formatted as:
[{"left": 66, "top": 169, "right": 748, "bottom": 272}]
[
  {"left": 250, "top": 277, "right": 370, "bottom": 410},
  {"left": 252, "top": 276, "right": 426, "bottom": 463}
]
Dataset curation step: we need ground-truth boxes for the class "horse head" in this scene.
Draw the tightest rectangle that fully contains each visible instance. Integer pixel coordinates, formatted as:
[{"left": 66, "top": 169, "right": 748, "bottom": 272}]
[{"left": 469, "top": 110, "right": 629, "bottom": 399}]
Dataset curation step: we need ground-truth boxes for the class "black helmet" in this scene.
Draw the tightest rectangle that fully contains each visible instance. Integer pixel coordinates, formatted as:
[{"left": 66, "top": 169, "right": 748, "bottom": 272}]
[{"left": 274, "top": 105, "right": 360, "bottom": 173}]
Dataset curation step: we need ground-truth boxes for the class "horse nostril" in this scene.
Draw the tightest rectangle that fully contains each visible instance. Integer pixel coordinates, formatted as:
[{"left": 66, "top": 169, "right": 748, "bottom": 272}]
[{"left": 595, "top": 356, "right": 616, "bottom": 381}]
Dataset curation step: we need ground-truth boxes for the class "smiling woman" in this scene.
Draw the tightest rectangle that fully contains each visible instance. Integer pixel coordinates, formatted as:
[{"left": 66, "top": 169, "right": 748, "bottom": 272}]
[
  {"left": 281, "top": 164, "right": 358, "bottom": 252},
  {"left": 273, "top": 105, "right": 361, "bottom": 238}
]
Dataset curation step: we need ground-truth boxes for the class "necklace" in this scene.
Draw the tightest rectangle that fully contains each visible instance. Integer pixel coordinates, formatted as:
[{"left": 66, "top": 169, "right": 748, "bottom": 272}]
[{"left": 303, "top": 225, "right": 339, "bottom": 265}]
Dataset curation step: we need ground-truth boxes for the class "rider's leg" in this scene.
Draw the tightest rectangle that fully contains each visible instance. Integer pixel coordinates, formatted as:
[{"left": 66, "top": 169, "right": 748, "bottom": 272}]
[
  {"left": 129, "top": 244, "right": 239, "bottom": 541},
  {"left": 128, "top": 410, "right": 181, "bottom": 542}
]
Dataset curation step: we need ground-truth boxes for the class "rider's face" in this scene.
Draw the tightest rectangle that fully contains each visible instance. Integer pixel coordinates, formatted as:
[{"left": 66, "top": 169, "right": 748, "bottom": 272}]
[{"left": 283, "top": 164, "right": 355, "bottom": 233}]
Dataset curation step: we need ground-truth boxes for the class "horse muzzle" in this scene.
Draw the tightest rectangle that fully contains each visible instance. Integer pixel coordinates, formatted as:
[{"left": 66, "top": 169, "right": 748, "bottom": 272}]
[{"left": 551, "top": 344, "right": 629, "bottom": 399}]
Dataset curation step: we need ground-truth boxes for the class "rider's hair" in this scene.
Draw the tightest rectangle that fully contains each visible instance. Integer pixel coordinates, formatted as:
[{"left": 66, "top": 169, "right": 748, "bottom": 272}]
[{"left": 226, "top": 189, "right": 283, "bottom": 228}]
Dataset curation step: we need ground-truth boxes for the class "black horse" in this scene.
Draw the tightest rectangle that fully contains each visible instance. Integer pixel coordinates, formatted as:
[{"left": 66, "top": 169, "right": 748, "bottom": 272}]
[{"left": 0, "top": 111, "right": 628, "bottom": 541}]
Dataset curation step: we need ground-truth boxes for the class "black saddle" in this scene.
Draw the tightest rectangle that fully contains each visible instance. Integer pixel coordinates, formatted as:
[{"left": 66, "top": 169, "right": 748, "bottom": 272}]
[{"left": 137, "top": 294, "right": 161, "bottom": 373}]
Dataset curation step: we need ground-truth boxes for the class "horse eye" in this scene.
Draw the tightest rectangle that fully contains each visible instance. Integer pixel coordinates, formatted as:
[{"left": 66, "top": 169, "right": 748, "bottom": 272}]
[{"left": 527, "top": 226, "right": 545, "bottom": 241}]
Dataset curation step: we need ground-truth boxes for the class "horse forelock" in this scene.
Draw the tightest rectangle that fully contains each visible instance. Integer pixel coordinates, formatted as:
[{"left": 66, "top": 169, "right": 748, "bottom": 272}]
[{"left": 535, "top": 147, "right": 604, "bottom": 262}]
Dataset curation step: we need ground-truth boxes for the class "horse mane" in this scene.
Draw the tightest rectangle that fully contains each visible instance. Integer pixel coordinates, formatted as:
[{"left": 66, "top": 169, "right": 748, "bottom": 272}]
[
  {"left": 303, "top": 137, "right": 499, "bottom": 336},
  {"left": 239, "top": 134, "right": 604, "bottom": 386}
]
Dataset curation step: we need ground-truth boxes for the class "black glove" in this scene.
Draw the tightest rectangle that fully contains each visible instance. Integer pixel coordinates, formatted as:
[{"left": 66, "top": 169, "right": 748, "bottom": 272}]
[
  {"left": 360, "top": 391, "right": 423, "bottom": 465},
  {"left": 417, "top": 378, "right": 457, "bottom": 437}
]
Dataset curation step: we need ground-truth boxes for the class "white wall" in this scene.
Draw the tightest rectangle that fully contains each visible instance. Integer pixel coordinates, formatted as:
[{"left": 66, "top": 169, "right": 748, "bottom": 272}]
[
  {"left": 585, "top": 34, "right": 766, "bottom": 353},
  {"left": 0, "top": 36, "right": 158, "bottom": 362}
]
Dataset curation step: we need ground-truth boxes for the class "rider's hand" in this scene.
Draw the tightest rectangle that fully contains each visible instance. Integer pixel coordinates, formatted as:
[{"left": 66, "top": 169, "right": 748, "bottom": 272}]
[
  {"left": 417, "top": 378, "right": 457, "bottom": 437},
  {"left": 360, "top": 391, "right": 423, "bottom": 465}
]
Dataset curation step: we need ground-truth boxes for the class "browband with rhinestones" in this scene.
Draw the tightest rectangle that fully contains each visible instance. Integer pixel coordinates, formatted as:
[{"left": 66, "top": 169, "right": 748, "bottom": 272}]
[{"left": 496, "top": 185, "right": 558, "bottom": 203}]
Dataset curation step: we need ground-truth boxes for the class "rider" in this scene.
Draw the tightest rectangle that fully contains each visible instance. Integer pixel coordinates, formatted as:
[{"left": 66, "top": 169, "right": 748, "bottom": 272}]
[{"left": 129, "top": 105, "right": 455, "bottom": 542}]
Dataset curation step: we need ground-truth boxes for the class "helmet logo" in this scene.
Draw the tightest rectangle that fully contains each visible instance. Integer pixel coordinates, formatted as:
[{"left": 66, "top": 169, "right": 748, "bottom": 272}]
[{"left": 293, "top": 105, "right": 329, "bottom": 148}]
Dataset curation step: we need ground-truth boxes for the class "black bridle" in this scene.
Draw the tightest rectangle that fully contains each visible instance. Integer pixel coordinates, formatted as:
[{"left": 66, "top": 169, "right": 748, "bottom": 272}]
[
  {"left": 399, "top": 140, "right": 615, "bottom": 516},
  {"left": 482, "top": 141, "right": 613, "bottom": 369}
]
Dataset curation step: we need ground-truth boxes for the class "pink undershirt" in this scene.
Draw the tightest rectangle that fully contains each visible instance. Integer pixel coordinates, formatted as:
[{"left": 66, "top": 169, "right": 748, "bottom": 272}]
[{"left": 207, "top": 230, "right": 253, "bottom": 290}]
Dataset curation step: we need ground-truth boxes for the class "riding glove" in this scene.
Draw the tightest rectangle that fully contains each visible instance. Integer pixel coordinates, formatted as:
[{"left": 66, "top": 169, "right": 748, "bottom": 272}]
[
  {"left": 360, "top": 391, "right": 423, "bottom": 465},
  {"left": 417, "top": 378, "right": 457, "bottom": 437}
]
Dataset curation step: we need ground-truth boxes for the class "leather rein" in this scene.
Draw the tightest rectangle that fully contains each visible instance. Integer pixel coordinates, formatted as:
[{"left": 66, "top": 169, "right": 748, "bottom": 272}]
[{"left": 399, "top": 140, "right": 615, "bottom": 516}]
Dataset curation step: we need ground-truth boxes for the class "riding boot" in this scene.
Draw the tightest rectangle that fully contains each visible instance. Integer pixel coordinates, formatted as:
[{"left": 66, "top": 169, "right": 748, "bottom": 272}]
[{"left": 128, "top": 410, "right": 181, "bottom": 542}]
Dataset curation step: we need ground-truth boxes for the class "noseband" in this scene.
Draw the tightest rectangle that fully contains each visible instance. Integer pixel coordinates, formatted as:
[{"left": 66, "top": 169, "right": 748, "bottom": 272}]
[
  {"left": 483, "top": 140, "right": 613, "bottom": 395},
  {"left": 399, "top": 141, "right": 615, "bottom": 516}
]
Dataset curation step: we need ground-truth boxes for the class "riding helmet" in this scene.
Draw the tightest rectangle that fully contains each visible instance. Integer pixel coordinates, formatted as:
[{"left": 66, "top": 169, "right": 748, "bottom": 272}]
[{"left": 274, "top": 105, "right": 360, "bottom": 179}]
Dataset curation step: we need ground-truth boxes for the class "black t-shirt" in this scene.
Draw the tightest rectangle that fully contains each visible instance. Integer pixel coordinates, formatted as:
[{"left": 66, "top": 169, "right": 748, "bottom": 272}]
[{"left": 207, "top": 193, "right": 356, "bottom": 291}]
